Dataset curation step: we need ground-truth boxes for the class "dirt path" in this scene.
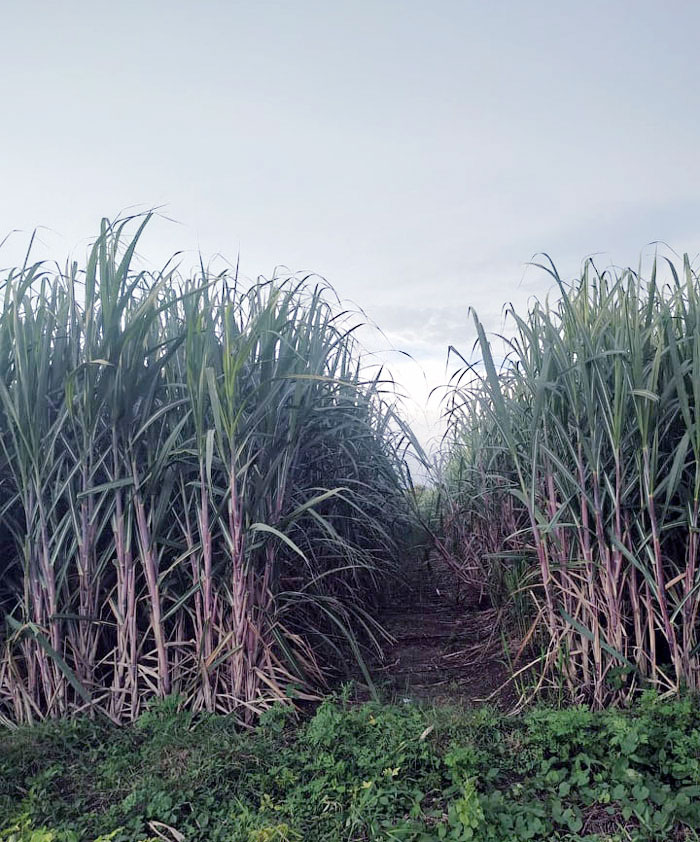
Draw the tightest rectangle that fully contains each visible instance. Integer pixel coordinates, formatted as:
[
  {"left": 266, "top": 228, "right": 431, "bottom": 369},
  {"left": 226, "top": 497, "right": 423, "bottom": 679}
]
[{"left": 371, "top": 554, "right": 514, "bottom": 708}]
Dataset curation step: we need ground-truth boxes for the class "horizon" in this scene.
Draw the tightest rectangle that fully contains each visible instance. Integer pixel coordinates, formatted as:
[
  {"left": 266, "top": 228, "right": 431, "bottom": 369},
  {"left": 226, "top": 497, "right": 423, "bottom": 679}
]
[{"left": 3, "top": 1, "right": 700, "bottom": 453}]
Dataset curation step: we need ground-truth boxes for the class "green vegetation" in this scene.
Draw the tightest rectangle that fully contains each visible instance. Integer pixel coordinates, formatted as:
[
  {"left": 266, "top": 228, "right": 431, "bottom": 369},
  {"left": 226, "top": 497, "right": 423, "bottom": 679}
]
[
  {"left": 0, "top": 216, "right": 414, "bottom": 725},
  {"left": 6, "top": 220, "right": 700, "bottom": 840},
  {"left": 443, "top": 255, "right": 700, "bottom": 706},
  {"left": 3, "top": 693, "right": 700, "bottom": 841}
]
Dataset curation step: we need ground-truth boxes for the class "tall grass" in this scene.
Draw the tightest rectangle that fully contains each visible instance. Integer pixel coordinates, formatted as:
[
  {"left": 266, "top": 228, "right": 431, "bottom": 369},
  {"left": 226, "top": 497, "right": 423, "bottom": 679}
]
[
  {"left": 444, "top": 255, "right": 700, "bottom": 706},
  {"left": 0, "top": 215, "right": 414, "bottom": 724}
]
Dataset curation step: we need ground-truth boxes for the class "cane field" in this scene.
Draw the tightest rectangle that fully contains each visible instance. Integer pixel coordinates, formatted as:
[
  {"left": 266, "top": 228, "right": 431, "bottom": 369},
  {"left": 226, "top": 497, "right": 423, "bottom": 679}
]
[{"left": 4, "top": 217, "right": 700, "bottom": 841}]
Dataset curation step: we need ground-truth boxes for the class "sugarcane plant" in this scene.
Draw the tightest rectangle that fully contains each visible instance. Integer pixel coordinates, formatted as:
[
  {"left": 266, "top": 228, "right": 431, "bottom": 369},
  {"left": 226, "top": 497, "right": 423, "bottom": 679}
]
[
  {"left": 0, "top": 215, "right": 415, "bottom": 724},
  {"left": 444, "top": 255, "right": 700, "bottom": 706}
]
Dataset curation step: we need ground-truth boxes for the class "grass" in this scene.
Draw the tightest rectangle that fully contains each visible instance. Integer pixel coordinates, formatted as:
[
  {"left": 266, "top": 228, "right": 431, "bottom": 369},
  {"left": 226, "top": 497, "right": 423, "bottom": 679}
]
[
  {"left": 3, "top": 691, "right": 700, "bottom": 841},
  {"left": 442, "top": 254, "right": 700, "bottom": 707},
  {"left": 0, "top": 214, "right": 418, "bottom": 726},
  {"left": 6, "top": 223, "right": 700, "bottom": 840}
]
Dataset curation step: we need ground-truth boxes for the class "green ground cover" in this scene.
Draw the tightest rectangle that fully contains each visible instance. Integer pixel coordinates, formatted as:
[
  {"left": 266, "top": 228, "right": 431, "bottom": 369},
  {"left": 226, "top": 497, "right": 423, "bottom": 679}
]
[{"left": 2, "top": 691, "right": 700, "bottom": 842}]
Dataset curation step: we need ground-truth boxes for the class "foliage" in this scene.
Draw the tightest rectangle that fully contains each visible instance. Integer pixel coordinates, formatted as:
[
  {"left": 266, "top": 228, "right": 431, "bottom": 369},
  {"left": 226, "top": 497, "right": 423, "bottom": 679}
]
[
  {"left": 0, "top": 215, "right": 415, "bottom": 724},
  {"left": 2, "top": 693, "right": 700, "bottom": 840},
  {"left": 443, "top": 255, "right": 700, "bottom": 705}
]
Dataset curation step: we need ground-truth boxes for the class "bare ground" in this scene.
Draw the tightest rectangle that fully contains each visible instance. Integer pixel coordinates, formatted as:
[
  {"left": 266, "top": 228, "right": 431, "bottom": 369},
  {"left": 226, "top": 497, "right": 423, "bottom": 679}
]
[{"left": 366, "top": 554, "right": 517, "bottom": 708}]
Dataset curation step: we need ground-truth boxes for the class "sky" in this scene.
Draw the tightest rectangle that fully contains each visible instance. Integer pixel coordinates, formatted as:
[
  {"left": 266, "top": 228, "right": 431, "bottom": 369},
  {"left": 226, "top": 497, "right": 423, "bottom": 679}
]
[{"left": 3, "top": 0, "right": 700, "bottom": 454}]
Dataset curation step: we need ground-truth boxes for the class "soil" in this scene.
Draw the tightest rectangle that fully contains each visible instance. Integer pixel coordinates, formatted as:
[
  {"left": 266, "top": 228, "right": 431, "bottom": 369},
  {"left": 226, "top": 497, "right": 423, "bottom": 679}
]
[{"left": 366, "top": 552, "right": 517, "bottom": 709}]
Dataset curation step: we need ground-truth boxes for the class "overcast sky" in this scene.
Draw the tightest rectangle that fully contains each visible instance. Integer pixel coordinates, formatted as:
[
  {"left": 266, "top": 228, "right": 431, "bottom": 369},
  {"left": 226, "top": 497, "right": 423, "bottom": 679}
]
[{"left": 3, "top": 0, "right": 700, "bottom": 451}]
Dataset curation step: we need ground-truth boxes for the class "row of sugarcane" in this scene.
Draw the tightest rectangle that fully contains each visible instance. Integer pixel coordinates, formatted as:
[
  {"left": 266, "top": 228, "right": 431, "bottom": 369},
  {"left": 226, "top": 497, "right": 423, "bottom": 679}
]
[
  {"left": 444, "top": 255, "right": 700, "bottom": 706},
  {"left": 0, "top": 216, "right": 413, "bottom": 725}
]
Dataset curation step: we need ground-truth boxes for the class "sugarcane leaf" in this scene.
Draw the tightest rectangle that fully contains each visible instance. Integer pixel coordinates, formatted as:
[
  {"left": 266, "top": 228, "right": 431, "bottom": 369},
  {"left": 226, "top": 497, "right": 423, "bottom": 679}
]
[
  {"left": 5, "top": 616, "right": 93, "bottom": 704},
  {"left": 560, "top": 608, "right": 637, "bottom": 671},
  {"left": 250, "top": 522, "right": 308, "bottom": 562}
]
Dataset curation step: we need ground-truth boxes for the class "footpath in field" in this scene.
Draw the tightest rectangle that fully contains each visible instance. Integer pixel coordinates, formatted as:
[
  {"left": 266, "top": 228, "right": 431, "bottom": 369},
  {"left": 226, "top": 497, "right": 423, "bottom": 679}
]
[{"left": 371, "top": 553, "right": 514, "bottom": 707}]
